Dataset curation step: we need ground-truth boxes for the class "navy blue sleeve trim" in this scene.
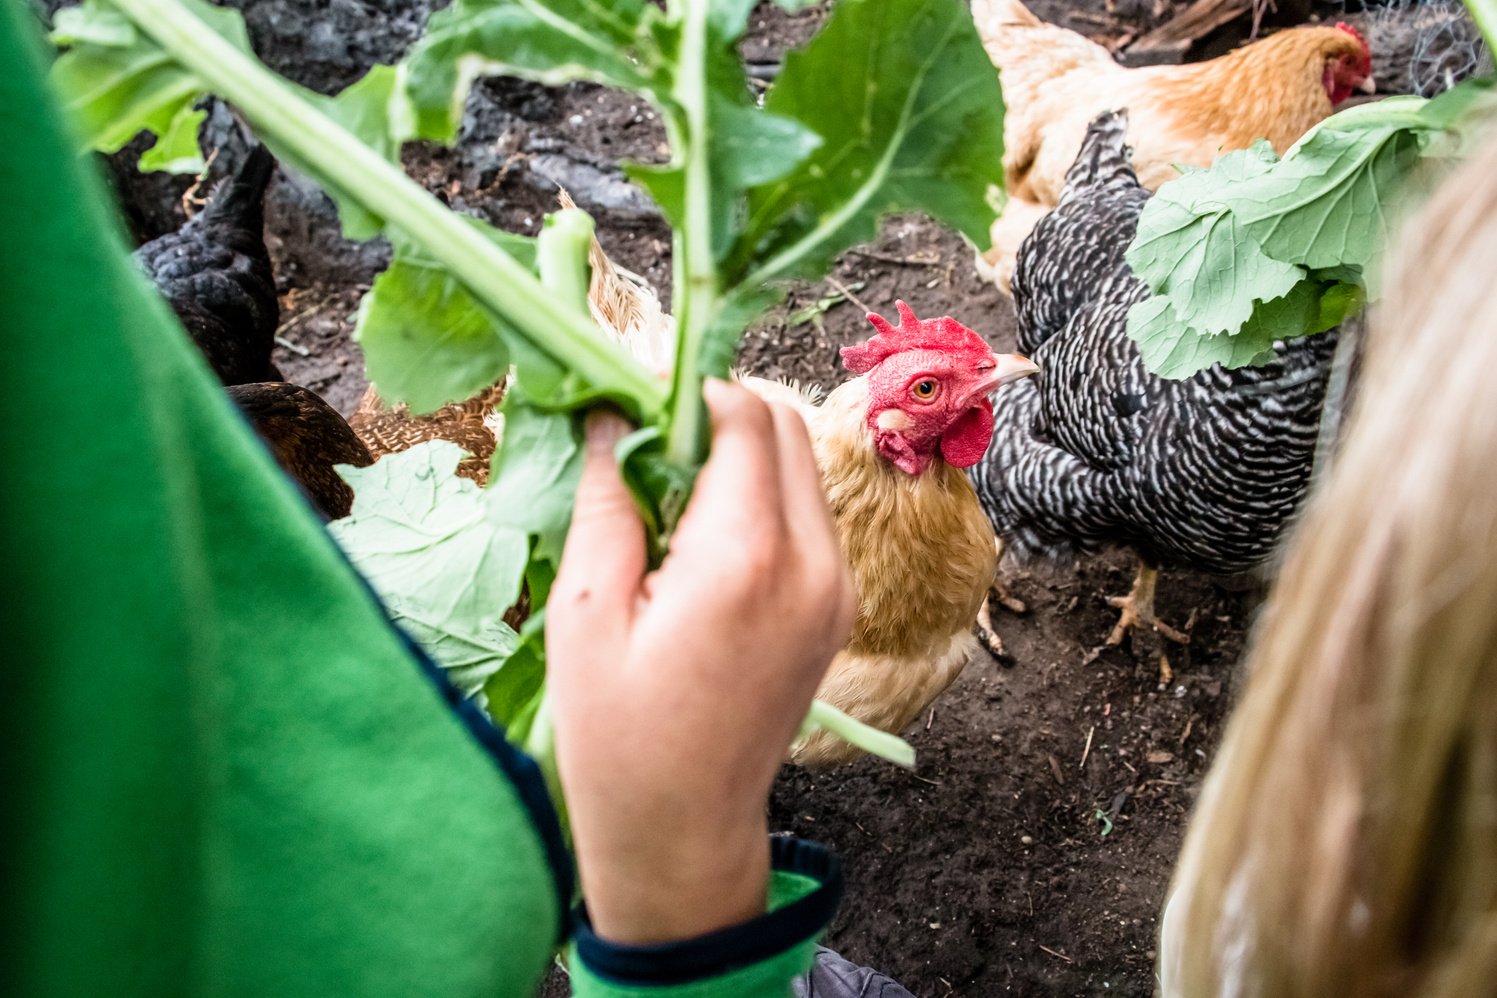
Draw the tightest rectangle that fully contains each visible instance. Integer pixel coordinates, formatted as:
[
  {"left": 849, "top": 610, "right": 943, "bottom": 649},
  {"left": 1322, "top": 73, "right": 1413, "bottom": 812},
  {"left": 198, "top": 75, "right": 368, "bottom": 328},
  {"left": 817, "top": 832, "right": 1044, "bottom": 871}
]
[{"left": 573, "top": 835, "right": 843, "bottom": 986}]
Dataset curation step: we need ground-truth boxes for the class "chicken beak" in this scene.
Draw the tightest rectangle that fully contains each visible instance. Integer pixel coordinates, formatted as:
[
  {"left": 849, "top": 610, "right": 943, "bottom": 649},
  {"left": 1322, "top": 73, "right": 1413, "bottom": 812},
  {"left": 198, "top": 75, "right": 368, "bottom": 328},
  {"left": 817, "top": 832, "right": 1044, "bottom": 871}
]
[
  {"left": 992, "top": 353, "right": 1041, "bottom": 388},
  {"left": 1358, "top": 74, "right": 1377, "bottom": 94},
  {"left": 967, "top": 353, "right": 1040, "bottom": 402}
]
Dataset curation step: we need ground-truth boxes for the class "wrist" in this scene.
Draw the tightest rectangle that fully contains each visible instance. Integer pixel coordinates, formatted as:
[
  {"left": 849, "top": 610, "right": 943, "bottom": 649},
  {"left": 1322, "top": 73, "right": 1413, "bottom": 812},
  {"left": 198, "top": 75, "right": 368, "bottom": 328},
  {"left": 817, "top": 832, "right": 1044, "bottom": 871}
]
[{"left": 577, "top": 815, "right": 771, "bottom": 945}]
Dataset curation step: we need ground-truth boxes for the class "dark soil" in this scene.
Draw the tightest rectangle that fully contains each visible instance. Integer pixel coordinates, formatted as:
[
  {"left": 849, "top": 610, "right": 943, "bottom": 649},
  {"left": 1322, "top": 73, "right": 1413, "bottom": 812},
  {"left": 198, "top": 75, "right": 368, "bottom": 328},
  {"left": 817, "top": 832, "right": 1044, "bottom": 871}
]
[{"left": 82, "top": 0, "right": 1470, "bottom": 993}]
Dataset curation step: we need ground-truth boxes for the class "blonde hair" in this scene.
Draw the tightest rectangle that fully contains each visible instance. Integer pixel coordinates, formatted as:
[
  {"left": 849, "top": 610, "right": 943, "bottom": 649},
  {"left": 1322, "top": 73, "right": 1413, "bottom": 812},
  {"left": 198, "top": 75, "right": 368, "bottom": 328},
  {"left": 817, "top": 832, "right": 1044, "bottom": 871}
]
[{"left": 1158, "top": 132, "right": 1497, "bottom": 998}]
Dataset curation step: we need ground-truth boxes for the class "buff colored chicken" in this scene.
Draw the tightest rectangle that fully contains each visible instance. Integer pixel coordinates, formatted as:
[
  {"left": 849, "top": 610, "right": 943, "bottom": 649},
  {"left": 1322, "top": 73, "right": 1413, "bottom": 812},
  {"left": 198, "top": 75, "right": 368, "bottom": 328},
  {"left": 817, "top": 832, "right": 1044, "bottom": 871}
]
[
  {"left": 974, "top": 0, "right": 1374, "bottom": 292},
  {"left": 353, "top": 223, "right": 1038, "bottom": 767},
  {"left": 602, "top": 288, "right": 1038, "bottom": 765}
]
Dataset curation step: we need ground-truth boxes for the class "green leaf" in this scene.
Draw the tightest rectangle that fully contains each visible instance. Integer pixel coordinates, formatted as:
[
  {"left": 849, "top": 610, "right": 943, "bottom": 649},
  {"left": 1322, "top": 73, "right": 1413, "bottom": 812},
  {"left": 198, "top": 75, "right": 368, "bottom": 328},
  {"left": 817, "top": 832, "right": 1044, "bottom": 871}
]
[
  {"left": 330, "top": 441, "right": 532, "bottom": 685},
  {"left": 1128, "top": 280, "right": 1345, "bottom": 379},
  {"left": 136, "top": 101, "right": 204, "bottom": 172},
  {"left": 398, "top": 0, "right": 667, "bottom": 143},
  {"left": 1123, "top": 84, "right": 1497, "bottom": 378},
  {"left": 1313, "top": 280, "right": 1364, "bottom": 333},
  {"left": 730, "top": 0, "right": 1006, "bottom": 286},
  {"left": 483, "top": 611, "right": 548, "bottom": 734},
  {"left": 48, "top": 0, "right": 249, "bottom": 166},
  {"left": 1235, "top": 124, "right": 1425, "bottom": 273},
  {"left": 354, "top": 217, "right": 535, "bottom": 412},
  {"left": 305, "top": 65, "right": 407, "bottom": 238},
  {"left": 1127, "top": 297, "right": 1269, "bottom": 380},
  {"left": 485, "top": 398, "right": 583, "bottom": 565},
  {"left": 394, "top": 608, "right": 519, "bottom": 701},
  {"left": 1127, "top": 144, "right": 1304, "bottom": 336},
  {"left": 50, "top": 4, "right": 136, "bottom": 47}
]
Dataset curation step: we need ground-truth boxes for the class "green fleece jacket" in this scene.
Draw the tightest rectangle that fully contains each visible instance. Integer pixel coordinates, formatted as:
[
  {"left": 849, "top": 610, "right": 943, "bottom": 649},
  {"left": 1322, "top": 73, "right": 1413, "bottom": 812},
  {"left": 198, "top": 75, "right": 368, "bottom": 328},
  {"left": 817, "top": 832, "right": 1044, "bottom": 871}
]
[{"left": 1, "top": 5, "right": 839, "bottom": 996}]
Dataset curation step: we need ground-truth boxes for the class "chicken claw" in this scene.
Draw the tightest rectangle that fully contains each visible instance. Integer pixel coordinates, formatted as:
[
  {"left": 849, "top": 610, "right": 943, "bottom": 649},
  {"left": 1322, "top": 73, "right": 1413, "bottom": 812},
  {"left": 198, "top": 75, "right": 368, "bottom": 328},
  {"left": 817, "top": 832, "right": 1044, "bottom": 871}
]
[
  {"left": 1104, "top": 562, "right": 1190, "bottom": 647},
  {"left": 975, "top": 594, "right": 1015, "bottom": 666}
]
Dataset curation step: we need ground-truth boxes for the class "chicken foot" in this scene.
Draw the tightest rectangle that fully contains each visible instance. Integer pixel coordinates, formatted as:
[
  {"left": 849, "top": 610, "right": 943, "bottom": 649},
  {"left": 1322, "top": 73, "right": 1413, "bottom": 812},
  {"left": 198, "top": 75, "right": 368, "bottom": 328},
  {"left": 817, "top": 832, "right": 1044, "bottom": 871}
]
[
  {"left": 974, "top": 541, "right": 1025, "bottom": 665},
  {"left": 1105, "top": 561, "right": 1189, "bottom": 647}
]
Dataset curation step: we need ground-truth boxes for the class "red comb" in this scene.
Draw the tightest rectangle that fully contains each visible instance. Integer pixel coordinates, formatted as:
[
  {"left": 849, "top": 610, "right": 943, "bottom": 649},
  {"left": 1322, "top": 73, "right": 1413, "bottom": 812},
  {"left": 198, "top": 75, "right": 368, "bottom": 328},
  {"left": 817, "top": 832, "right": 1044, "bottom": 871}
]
[
  {"left": 842, "top": 300, "right": 993, "bottom": 374},
  {"left": 1335, "top": 20, "right": 1369, "bottom": 51}
]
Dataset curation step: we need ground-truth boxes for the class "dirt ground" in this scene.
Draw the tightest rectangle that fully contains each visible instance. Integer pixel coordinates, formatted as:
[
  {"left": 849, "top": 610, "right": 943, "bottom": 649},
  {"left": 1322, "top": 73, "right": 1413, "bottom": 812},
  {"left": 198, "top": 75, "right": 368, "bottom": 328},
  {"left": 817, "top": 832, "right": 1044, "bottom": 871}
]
[{"left": 80, "top": 0, "right": 1472, "bottom": 993}]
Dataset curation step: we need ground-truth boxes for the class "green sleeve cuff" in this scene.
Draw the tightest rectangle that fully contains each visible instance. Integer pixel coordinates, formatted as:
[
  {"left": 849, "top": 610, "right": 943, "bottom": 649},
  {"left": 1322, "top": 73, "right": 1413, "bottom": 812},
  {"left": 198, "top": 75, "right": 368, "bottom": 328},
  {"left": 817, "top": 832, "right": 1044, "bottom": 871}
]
[{"left": 567, "top": 837, "right": 841, "bottom": 997}]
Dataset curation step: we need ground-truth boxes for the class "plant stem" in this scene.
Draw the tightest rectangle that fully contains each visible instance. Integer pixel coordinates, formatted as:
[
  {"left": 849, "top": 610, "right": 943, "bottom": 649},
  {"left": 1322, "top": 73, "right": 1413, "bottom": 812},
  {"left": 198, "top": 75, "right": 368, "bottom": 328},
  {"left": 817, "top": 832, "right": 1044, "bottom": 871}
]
[
  {"left": 663, "top": 0, "right": 719, "bottom": 472},
  {"left": 1468, "top": 0, "right": 1497, "bottom": 52},
  {"left": 537, "top": 208, "right": 595, "bottom": 313},
  {"left": 110, "top": 0, "right": 666, "bottom": 419},
  {"left": 803, "top": 700, "right": 917, "bottom": 769}
]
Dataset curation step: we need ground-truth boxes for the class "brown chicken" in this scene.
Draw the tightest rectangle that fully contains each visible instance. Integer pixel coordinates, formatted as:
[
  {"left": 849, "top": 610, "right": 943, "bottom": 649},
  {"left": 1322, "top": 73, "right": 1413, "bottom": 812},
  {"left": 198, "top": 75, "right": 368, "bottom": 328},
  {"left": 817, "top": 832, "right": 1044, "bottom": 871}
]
[
  {"left": 348, "top": 383, "right": 506, "bottom": 485},
  {"left": 973, "top": 0, "right": 1374, "bottom": 291},
  {"left": 227, "top": 382, "right": 373, "bottom": 519}
]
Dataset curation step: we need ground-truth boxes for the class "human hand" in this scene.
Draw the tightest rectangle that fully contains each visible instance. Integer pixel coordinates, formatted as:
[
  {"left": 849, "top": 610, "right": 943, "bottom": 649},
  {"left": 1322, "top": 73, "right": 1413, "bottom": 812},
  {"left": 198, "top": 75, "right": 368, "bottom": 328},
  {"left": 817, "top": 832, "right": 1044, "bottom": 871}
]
[{"left": 548, "top": 378, "right": 856, "bottom": 945}]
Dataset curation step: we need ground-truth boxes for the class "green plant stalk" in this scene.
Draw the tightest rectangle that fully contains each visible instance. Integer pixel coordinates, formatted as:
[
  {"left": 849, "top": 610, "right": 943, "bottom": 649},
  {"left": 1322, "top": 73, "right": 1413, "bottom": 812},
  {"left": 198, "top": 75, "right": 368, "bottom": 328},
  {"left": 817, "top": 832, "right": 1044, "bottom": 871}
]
[
  {"left": 803, "top": 700, "right": 916, "bottom": 769},
  {"left": 109, "top": 0, "right": 667, "bottom": 419},
  {"left": 1467, "top": 0, "right": 1497, "bottom": 51},
  {"left": 662, "top": 0, "right": 719, "bottom": 473},
  {"left": 537, "top": 208, "right": 596, "bottom": 313}
]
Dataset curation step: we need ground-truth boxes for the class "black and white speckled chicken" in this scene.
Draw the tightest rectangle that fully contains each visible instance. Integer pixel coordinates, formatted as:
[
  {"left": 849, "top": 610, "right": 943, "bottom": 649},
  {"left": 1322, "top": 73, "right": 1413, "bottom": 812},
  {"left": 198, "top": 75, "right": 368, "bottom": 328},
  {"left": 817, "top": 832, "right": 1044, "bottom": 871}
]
[
  {"left": 968, "top": 111, "right": 1336, "bottom": 653},
  {"left": 135, "top": 144, "right": 281, "bottom": 385}
]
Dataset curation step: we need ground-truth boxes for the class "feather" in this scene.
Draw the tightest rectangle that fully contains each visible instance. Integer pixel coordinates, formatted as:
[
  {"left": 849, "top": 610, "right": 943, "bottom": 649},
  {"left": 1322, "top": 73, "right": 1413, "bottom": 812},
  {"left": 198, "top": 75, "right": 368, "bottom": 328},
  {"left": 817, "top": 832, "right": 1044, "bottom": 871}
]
[{"left": 970, "top": 113, "right": 1335, "bottom": 577}]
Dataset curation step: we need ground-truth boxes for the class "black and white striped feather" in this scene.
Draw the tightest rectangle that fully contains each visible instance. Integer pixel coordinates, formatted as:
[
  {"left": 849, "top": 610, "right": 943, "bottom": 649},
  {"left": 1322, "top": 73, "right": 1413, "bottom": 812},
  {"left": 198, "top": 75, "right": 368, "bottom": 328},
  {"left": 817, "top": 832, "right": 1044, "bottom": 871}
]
[{"left": 970, "top": 110, "right": 1335, "bottom": 576}]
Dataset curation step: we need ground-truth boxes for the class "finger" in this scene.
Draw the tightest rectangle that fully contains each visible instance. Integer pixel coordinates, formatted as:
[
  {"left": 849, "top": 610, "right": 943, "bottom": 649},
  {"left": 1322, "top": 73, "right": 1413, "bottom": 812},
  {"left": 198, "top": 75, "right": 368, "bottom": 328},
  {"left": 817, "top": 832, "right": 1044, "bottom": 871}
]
[
  {"left": 551, "top": 411, "right": 646, "bottom": 640},
  {"left": 681, "top": 379, "right": 785, "bottom": 539},
  {"left": 768, "top": 403, "right": 857, "bottom": 642},
  {"left": 766, "top": 402, "right": 836, "bottom": 552}
]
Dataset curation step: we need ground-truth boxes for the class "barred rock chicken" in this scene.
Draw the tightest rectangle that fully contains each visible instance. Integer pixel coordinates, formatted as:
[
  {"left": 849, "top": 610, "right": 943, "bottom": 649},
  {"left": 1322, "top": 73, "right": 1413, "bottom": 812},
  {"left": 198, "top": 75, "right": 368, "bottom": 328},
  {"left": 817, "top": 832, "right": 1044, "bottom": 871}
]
[
  {"left": 973, "top": 0, "right": 1374, "bottom": 292},
  {"left": 135, "top": 144, "right": 282, "bottom": 384},
  {"left": 969, "top": 111, "right": 1335, "bottom": 656}
]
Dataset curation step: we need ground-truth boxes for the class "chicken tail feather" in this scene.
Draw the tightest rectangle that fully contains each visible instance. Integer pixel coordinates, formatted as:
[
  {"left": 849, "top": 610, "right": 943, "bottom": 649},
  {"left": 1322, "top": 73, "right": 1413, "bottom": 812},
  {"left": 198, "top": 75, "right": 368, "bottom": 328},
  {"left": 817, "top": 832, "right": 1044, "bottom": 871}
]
[
  {"left": 199, "top": 143, "right": 276, "bottom": 227},
  {"left": 557, "top": 189, "right": 677, "bottom": 377},
  {"left": 970, "top": 0, "right": 1041, "bottom": 29},
  {"left": 1058, "top": 110, "right": 1137, "bottom": 205}
]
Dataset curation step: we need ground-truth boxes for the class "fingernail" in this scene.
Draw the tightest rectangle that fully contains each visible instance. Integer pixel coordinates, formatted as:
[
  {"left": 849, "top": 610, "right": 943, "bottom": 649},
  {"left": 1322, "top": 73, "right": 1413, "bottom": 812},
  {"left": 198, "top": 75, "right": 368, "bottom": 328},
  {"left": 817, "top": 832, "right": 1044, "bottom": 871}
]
[
  {"left": 585, "top": 410, "right": 631, "bottom": 453},
  {"left": 702, "top": 377, "right": 736, "bottom": 413}
]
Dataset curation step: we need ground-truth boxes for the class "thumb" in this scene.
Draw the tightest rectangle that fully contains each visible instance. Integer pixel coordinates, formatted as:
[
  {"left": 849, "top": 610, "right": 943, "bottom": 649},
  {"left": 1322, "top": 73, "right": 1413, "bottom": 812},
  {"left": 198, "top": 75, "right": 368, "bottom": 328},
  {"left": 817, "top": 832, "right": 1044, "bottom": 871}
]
[{"left": 551, "top": 411, "right": 647, "bottom": 635}]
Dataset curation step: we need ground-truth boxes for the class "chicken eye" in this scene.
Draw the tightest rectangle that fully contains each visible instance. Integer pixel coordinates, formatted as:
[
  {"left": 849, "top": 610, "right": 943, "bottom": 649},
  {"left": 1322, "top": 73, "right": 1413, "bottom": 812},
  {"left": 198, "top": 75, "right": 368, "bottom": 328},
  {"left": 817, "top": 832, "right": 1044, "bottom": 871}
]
[{"left": 911, "top": 379, "right": 938, "bottom": 401}]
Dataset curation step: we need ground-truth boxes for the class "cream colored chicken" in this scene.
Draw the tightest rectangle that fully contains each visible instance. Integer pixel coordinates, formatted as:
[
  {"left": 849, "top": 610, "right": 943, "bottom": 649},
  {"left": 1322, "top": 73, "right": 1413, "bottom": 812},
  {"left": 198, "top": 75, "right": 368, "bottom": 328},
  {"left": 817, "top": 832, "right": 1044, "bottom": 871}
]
[{"left": 974, "top": 0, "right": 1374, "bottom": 292}]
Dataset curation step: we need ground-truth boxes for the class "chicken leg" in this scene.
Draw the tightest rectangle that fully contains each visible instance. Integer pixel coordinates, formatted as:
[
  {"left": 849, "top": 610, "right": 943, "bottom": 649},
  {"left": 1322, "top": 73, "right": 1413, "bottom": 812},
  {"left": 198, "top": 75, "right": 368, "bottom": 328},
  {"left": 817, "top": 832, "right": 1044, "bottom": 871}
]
[
  {"left": 974, "top": 539, "right": 1026, "bottom": 664},
  {"left": 1105, "top": 560, "right": 1189, "bottom": 647}
]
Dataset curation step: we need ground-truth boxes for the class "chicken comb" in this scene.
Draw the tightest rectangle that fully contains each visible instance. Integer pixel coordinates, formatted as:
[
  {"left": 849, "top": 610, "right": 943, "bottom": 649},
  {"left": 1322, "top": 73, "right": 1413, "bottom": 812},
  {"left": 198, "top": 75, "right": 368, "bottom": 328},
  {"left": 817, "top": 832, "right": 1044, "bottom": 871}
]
[
  {"left": 842, "top": 300, "right": 993, "bottom": 374},
  {"left": 1335, "top": 20, "right": 1369, "bottom": 53}
]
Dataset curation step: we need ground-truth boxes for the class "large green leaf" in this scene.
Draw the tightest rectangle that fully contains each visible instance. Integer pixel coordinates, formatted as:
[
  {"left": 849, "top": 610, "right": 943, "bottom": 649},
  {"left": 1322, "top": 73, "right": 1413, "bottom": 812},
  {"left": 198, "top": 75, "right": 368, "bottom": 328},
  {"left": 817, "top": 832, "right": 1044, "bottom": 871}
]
[
  {"left": 727, "top": 0, "right": 1005, "bottom": 286},
  {"left": 397, "top": 0, "right": 669, "bottom": 143},
  {"left": 330, "top": 442, "right": 532, "bottom": 684},
  {"left": 1236, "top": 122, "right": 1426, "bottom": 273},
  {"left": 49, "top": 0, "right": 249, "bottom": 168},
  {"left": 355, "top": 219, "right": 535, "bottom": 412},
  {"left": 484, "top": 397, "right": 582, "bottom": 566},
  {"left": 303, "top": 65, "right": 407, "bottom": 239},
  {"left": 1127, "top": 144, "right": 1304, "bottom": 336},
  {"left": 1125, "top": 79, "right": 1496, "bottom": 378}
]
